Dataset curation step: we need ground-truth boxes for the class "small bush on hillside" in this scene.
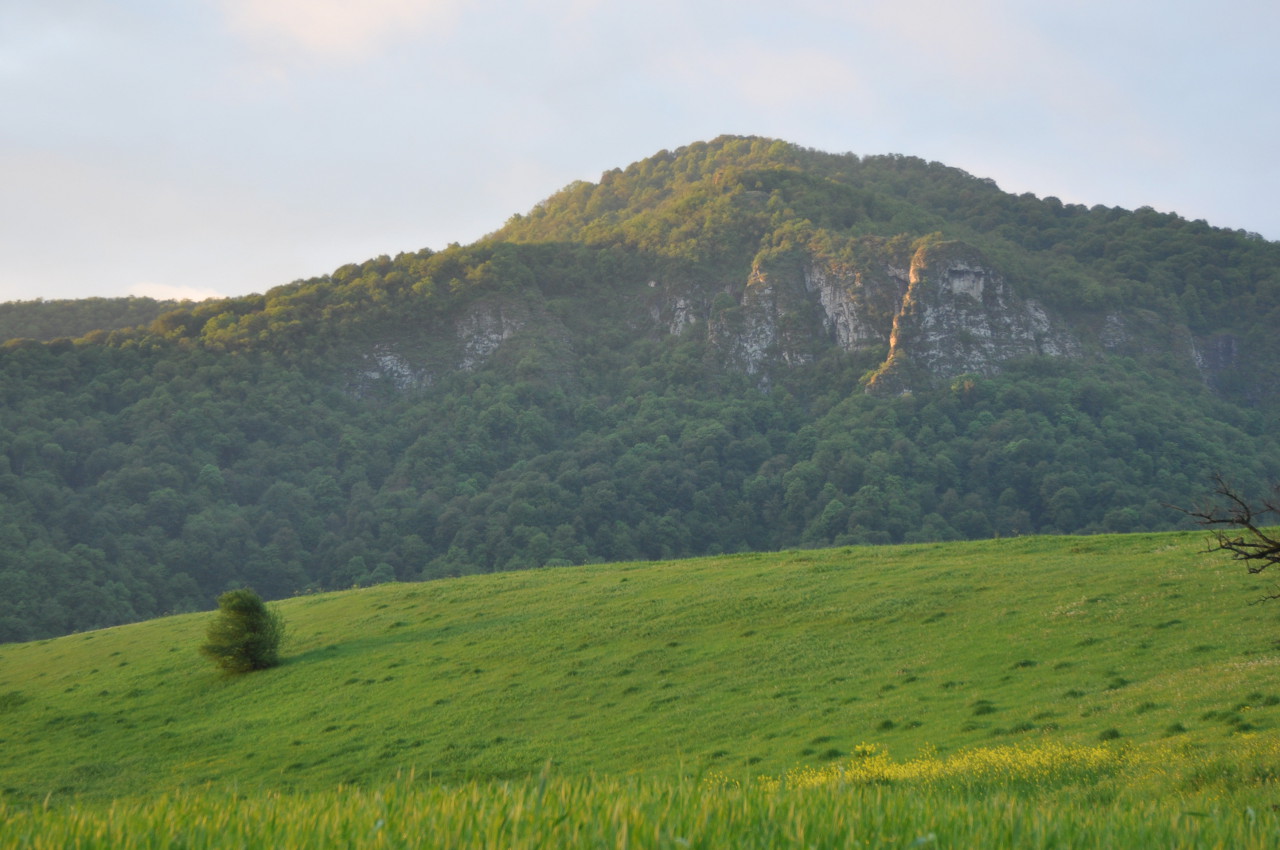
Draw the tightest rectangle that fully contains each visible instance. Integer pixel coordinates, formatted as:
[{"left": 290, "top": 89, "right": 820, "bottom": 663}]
[
  {"left": 200, "top": 588, "right": 285, "bottom": 673},
  {"left": 0, "top": 690, "right": 30, "bottom": 713}
]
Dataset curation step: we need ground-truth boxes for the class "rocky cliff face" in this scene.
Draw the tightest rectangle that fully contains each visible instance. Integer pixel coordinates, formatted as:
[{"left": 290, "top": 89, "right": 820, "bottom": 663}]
[
  {"left": 351, "top": 238, "right": 1226, "bottom": 398},
  {"left": 699, "top": 238, "right": 1079, "bottom": 390},
  {"left": 702, "top": 245, "right": 910, "bottom": 375},
  {"left": 352, "top": 294, "right": 566, "bottom": 395},
  {"left": 456, "top": 299, "right": 530, "bottom": 371},
  {"left": 804, "top": 261, "right": 908, "bottom": 352},
  {"left": 866, "top": 242, "right": 1080, "bottom": 392},
  {"left": 708, "top": 264, "right": 827, "bottom": 373}
]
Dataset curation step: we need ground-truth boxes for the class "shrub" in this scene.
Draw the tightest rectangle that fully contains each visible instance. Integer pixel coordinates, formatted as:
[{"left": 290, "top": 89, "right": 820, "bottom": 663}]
[{"left": 200, "top": 589, "right": 285, "bottom": 673}]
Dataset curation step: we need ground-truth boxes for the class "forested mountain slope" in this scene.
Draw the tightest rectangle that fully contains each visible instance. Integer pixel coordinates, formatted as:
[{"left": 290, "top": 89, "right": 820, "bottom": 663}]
[
  {"left": 0, "top": 297, "right": 180, "bottom": 343},
  {"left": 2, "top": 136, "right": 1278, "bottom": 642}
]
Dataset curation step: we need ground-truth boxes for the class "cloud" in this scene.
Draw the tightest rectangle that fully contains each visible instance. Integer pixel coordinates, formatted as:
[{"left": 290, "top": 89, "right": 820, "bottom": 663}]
[
  {"left": 127, "top": 282, "right": 228, "bottom": 302},
  {"left": 0, "top": 148, "right": 306, "bottom": 302},
  {"left": 855, "top": 0, "right": 1038, "bottom": 83},
  {"left": 660, "top": 43, "right": 867, "bottom": 112},
  {"left": 216, "top": 0, "right": 460, "bottom": 60}
]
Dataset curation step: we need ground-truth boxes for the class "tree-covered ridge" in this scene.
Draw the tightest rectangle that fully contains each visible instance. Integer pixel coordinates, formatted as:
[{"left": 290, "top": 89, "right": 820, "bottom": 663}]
[
  {"left": 0, "top": 296, "right": 181, "bottom": 343},
  {"left": 1, "top": 136, "right": 1277, "bottom": 642},
  {"left": 83, "top": 137, "right": 1280, "bottom": 371},
  {"left": 499, "top": 136, "right": 1280, "bottom": 328}
]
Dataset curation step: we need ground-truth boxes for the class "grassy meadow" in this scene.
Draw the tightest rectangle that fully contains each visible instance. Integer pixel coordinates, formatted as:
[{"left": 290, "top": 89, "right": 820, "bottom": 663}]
[{"left": 2, "top": 531, "right": 1279, "bottom": 846}]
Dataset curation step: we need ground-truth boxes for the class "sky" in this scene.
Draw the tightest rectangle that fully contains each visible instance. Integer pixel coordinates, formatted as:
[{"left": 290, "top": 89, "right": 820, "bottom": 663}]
[{"left": 2, "top": 0, "right": 1276, "bottom": 303}]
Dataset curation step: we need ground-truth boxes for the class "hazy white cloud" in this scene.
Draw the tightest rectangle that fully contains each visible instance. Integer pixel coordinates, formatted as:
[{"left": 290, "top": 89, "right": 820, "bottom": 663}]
[
  {"left": 216, "top": 0, "right": 460, "bottom": 60},
  {"left": 127, "top": 282, "right": 227, "bottom": 302},
  {"left": 848, "top": 0, "right": 1127, "bottom": 124},
  {"left": 1, "top": 0, "right": 1276, "bottom": 303},
  {"left": 660, "top": 43, "right": 868, "bottom": 111},
  {"left": 858, "top": 0, "right": 1043, "bottom": 82},
  {"left": 0, "top": 147, "right": 310, "bottom": 301}
]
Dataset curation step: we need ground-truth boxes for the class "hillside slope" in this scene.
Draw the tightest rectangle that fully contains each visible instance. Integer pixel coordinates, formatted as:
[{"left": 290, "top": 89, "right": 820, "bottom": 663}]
[
  {"left": 1, "top": 533, "right": 1277, "bottom": 800},
  {"left": 2, "top": 136, "right": 1279, "bottom": 641},
  {"left": 0, "top": 296, "right": 181, "bottom": 342}
]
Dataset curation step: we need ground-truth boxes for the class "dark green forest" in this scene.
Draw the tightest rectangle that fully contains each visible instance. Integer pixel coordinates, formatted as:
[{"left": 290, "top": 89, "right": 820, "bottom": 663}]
[
  {"left": 2, "top": 136, "right": 1278, "bottom": 642},
  {"left": 0, "top": 297, "right": 180, "bottom": 343}
]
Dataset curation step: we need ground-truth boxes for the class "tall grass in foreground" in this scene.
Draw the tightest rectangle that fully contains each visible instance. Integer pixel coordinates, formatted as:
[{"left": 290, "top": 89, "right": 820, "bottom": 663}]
[{"left": 4, "top": 741, "right": 1278, "bottom": 849}]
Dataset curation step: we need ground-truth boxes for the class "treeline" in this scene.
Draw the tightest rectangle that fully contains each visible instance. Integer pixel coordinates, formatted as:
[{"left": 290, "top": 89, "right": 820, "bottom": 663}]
[{"left": 0, "top": 297, "right": 181, "bottom": 343}]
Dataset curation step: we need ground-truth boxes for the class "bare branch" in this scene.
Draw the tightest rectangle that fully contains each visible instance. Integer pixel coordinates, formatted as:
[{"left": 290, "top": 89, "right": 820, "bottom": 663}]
[{"left": 1176, "top": 474, "right": 1280, "bottom": 602}]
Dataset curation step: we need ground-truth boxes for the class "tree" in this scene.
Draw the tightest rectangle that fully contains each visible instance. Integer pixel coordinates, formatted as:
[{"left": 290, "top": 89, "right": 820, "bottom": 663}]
[
  {"left": 1183, "top": 474, "right": 1280, "bottom": 603},
  {"left": 199, "top": 588, "right": 285, "bottom": 672}
]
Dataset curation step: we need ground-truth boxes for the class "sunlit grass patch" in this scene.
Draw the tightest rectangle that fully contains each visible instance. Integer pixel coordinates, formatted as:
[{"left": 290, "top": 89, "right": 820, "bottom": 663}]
[
  {"left": 761, "top": 741, "right": 1127, "bottom": 791},
  {"left": 6, "top": 742, "right": 1280, "bottom": 850}
]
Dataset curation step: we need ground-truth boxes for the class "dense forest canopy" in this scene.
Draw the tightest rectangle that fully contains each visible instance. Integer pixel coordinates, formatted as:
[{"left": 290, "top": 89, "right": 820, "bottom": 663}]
[
  {"left": 0, "top": 297, "right": 180, "bottom": 343},
  {"left": 2, "top": 136, "right": 1278, "bottom": 642}
]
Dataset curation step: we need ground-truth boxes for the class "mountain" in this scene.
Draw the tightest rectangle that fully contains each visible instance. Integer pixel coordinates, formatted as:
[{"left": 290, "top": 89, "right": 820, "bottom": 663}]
[{"left": 2, "top": 135, "right": 1278, "bottom": 642}]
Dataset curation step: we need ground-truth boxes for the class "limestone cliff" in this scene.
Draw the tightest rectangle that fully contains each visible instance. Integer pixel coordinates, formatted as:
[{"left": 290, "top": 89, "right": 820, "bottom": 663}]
[
  {"left": 709, "top": 263, "right": 824, "bottom": 373},
  {"left": 351, "top": 294, "right": 572, "bottom": 395},
  {"left": 700, "top": 238, "right": 1078, "bottom": 390},
  {"left": 456, "top": 298, "right": 531, "bottom": 371},
  {"left": 804, "top": 260, "right": 908, "bottom": 352},
  {"left": 865, "top": 241, "right": 1079, "bottom": 392},
  {"left": 349, "top": 238, "right": 1229, "bottom": 400}
]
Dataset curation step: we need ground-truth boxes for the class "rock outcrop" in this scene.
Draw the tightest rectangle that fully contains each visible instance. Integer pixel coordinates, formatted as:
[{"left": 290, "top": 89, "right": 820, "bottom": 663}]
[
  {"left": 804, "top": 260, "right": 908, "bottom": 352},
  {"left": 456, "top": 299, "right": 529, "bottom": 371},
  {"left": 360, "top": 240, "right": 1093, "bottom": 395},
  {"left": 351, "top": 293, "right": 576, "bottom": 395},
  {"left": 866, "top": 241, "right": 1079, "bottom": 392},
  {"left": 700, "top": 239, "right": 1079, "bottom": 390},
  {"left": 710, "top": 264, "right": 825, "bottom": 373}
]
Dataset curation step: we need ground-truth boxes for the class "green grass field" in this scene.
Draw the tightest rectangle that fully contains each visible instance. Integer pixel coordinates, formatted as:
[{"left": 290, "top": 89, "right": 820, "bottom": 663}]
[{"left": 2, "top": 532, "right": 1279, "bottom": 846}]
